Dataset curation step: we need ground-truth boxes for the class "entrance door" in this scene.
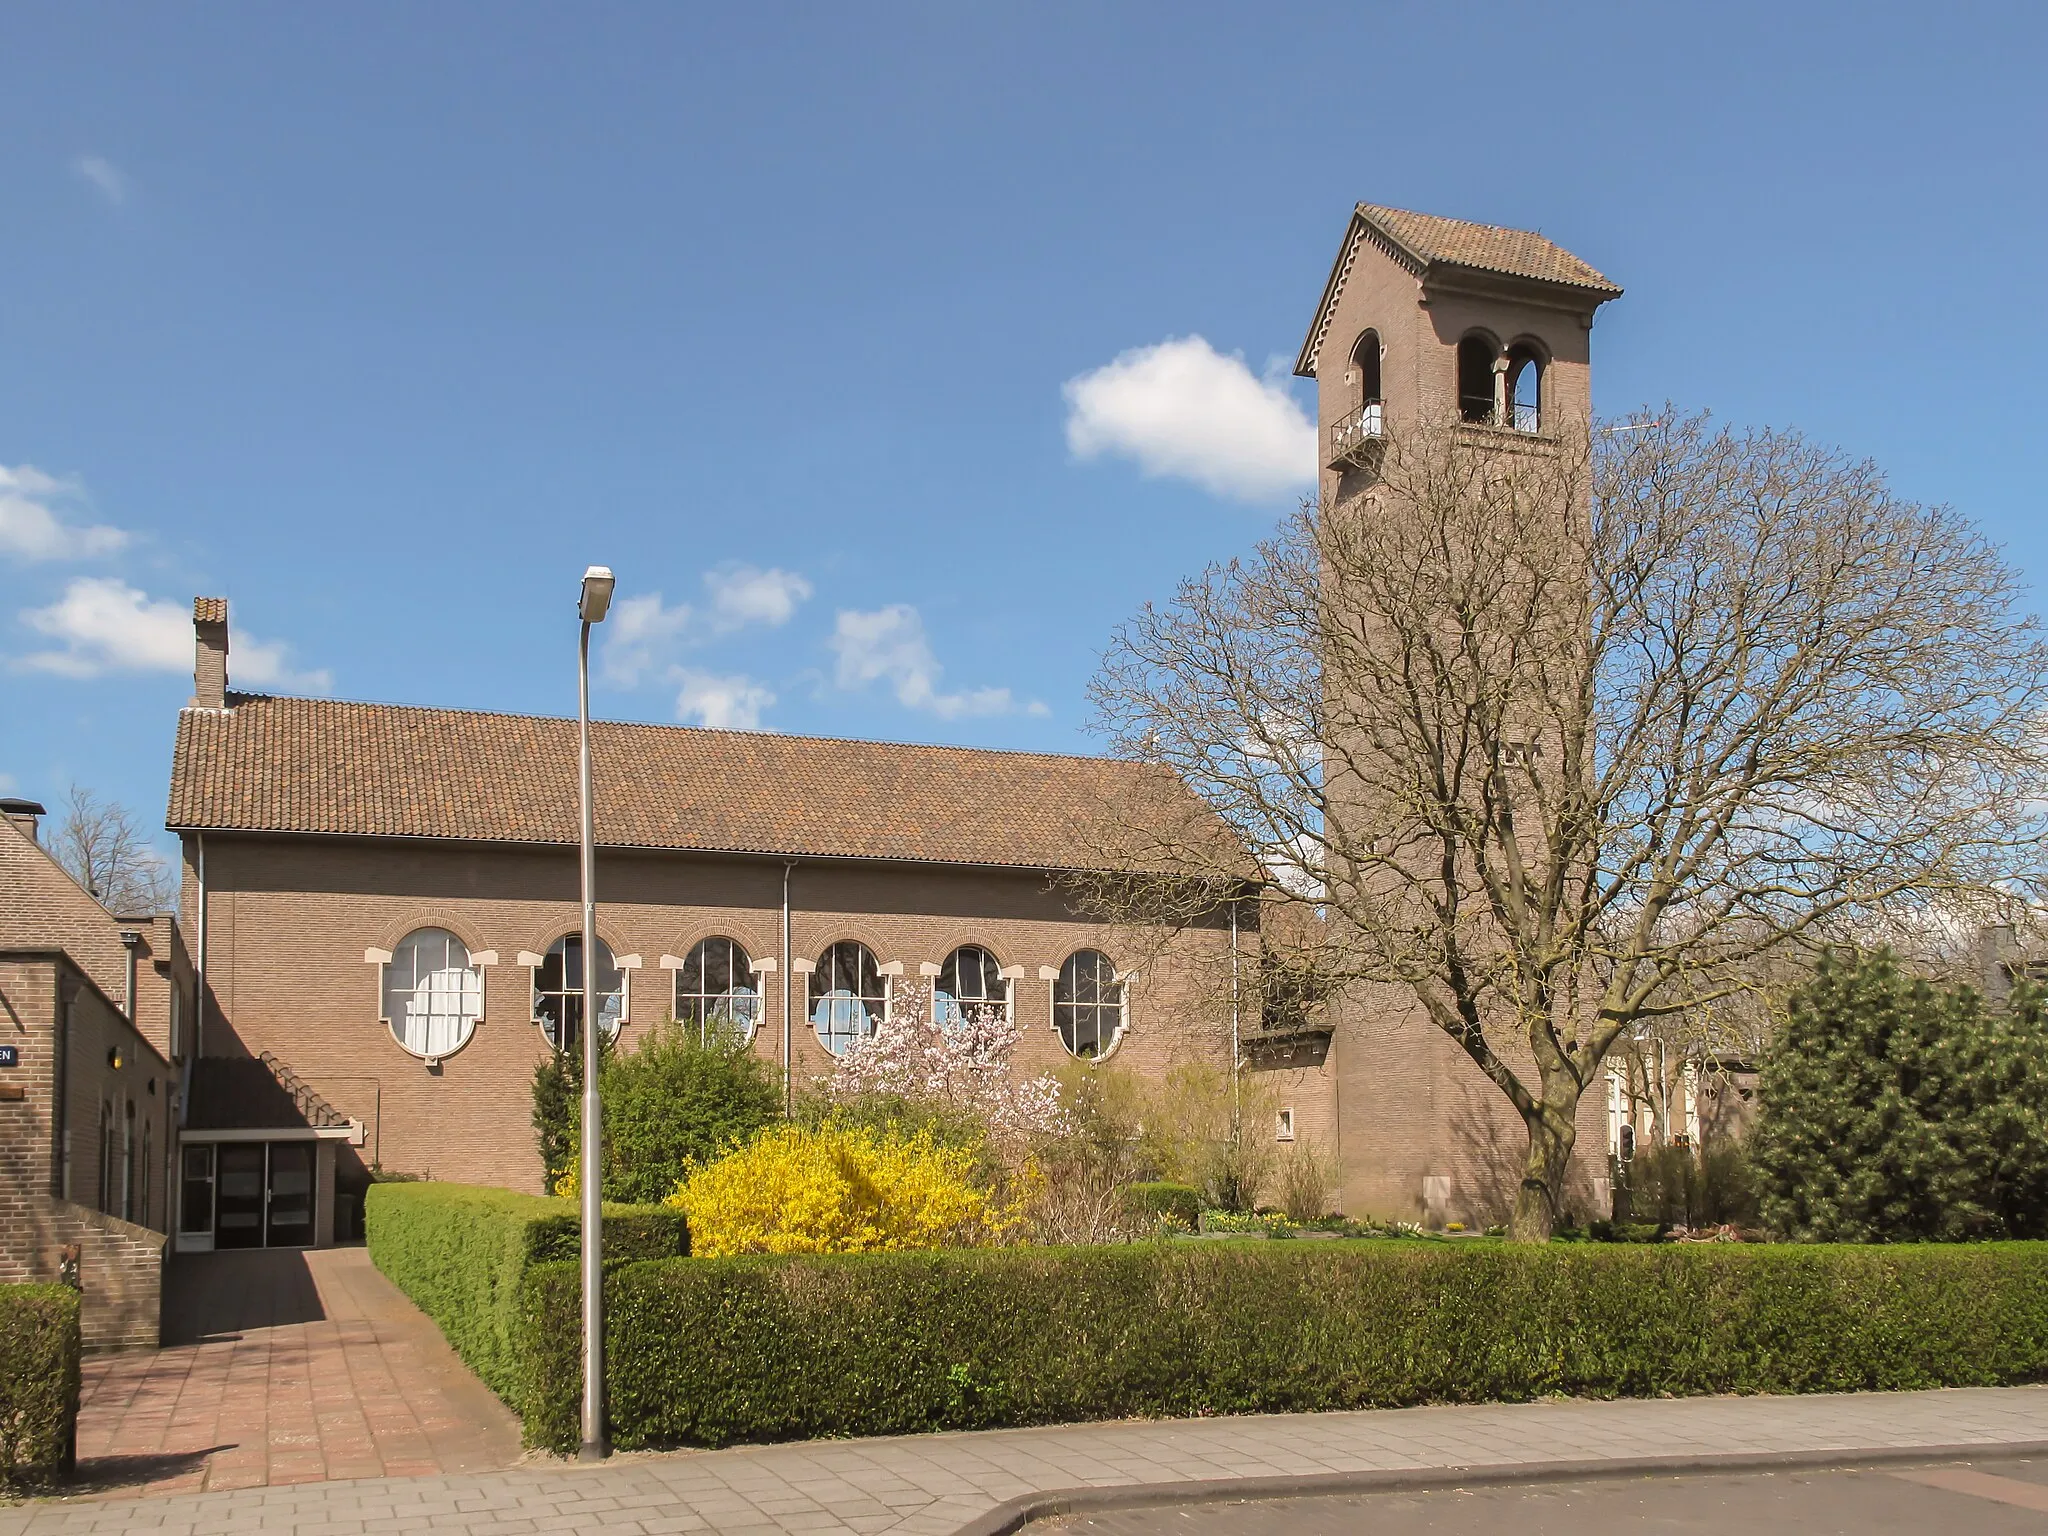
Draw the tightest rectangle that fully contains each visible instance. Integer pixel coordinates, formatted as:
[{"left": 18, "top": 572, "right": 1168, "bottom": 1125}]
[
  {"left": 265, "top": 1143, "right": 315, "bottom": 1248},
  {"left": 177, "top": 1144, "right": 217, "bottom": 1252},
  {"left": 215, "top": 1145, "right": 266, "bottom": 1249}
]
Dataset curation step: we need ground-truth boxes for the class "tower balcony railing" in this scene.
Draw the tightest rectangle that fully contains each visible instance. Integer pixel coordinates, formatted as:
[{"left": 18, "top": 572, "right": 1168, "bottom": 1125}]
[{"left": 1326, "top": 399, "right": 1386, "bottom": 470}]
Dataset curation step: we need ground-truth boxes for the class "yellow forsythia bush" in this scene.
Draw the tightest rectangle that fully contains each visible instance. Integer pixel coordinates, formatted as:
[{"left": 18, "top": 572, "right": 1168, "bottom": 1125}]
[{"left": 667, "top": 1123, "right": 1005, "bottom": 1256}]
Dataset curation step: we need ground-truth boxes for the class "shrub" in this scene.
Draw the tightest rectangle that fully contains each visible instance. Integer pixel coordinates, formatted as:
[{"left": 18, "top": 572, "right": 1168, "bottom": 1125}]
[
  {"left": 1752, "top": 950, "right": 2048, "bottom": 1240},
  {"left": 1622, "top": 1142, "right": 1757, "bottom": 1229},
  {"left": 517, "top": 1239, "right": 2048, "bottom": 1453},
  {"left": 364, "top": 1180, "right": 684, "bottom": 1418},
  {"left": 668, "top": 1123, "right": 1011, "bottom": 1256},
  {"left": 1124, "top": 1182, "right": 1201, "bottom": 1228},
  {"left": 599, "top": 1019, "right": 782, "bottom": 1204},
  {"left": 0, "top": 1285, "right": 79, "bottom": 1483}
]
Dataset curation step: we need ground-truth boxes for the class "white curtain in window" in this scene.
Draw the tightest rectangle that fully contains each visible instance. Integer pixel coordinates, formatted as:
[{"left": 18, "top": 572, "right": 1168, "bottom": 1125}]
[{"left": 386, "top": 928, "right": 482, "bottom": 1058}]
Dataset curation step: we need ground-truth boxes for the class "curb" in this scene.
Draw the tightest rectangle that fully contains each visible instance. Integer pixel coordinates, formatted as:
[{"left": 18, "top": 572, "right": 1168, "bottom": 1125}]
[{"left": 951, "top": 1438, "right": 2048, "bottom": 1536}]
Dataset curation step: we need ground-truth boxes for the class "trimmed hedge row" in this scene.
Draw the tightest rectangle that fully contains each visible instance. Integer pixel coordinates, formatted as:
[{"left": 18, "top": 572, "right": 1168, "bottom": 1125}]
[
  {"left": 0, "top": 1284, "right": 80, "bottom": 1483},
  {"left": 520, "top": 1240, "right": 2048, "bottom": 1453},
  {"left": 365, "top": 1181, "right": 685, "bottom": 1415}
]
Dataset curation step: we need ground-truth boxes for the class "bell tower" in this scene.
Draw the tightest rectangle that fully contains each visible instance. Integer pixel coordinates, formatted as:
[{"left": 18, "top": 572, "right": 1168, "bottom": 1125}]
[{"left": 1293, "top": 204, "right": 1621, "bottom": 501}]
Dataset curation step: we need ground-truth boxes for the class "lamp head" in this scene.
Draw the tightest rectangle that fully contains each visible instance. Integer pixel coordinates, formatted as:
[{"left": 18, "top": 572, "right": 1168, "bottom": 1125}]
[{"left": 579, "top": 566, "right": 616, "bottom": 624}]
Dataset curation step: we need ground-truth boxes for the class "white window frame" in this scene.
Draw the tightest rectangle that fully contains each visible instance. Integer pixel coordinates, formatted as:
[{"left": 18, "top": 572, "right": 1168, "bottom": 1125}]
[
  {"left": 517, "top": 936, "right": 631, "bottom": 1049},
  {"left": 661, "top": 940, "right": 773, "bottom": 1045},
  {"left": 929, "top": 946, "right": 1015, "bottom": 1027},
  {"left": 1040, "top": 955, "right": 1135, "bottom": 1061},
  {"left": 367, "top": 934, "right": 494, "bottom": 1068}
]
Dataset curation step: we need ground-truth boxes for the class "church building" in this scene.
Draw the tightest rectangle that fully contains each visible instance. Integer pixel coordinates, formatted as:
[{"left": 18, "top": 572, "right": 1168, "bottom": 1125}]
[{"left": 156, "top": 201, "right": 1622, "bottom": 1246}]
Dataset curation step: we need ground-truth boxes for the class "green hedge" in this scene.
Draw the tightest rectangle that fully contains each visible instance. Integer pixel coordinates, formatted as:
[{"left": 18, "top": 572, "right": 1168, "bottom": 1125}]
[
  {"left": 0, "top": 1285, "right": 80, "bottom": 1483},
  {"left": 518, "top": 1240, "right": 2048, "bottom": 1453},
  {"left": 365, "top": 1181, "right": 685, "bottom": 1416}
]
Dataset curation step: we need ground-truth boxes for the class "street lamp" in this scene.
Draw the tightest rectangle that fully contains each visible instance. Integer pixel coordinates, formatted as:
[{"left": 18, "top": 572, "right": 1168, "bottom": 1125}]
[{"left": 576, "top": 563, "right": 614, "bottom": 1462}]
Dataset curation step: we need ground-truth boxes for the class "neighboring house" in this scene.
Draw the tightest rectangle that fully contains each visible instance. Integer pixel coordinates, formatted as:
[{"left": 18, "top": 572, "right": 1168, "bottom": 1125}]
[
  {"left": 165, "top": 608, "right": 1324, "bottom": 1237},
  {"left": 0, "top": 801, "right": 188, "bottom": 1349}
]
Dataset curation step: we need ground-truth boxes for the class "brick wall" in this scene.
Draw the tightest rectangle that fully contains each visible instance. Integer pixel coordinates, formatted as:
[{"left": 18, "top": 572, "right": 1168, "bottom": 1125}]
[
  {"left": 186, "top": 835, "right": 1238, "bottom": 1192},
  {"left": 0, "top": 955, "right": 171, "bottom": 1350}
]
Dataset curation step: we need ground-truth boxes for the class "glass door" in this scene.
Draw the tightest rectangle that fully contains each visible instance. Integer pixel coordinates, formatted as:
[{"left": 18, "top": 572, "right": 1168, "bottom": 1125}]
[
  {"left": 177, "top": 1144, "right": 216, "bottom": 1252},
  {"left": 265, "top": 1143, "right": 315, "bottom": 1247},
  {"left": 214, "top": 1145, "right": 266, "bottom": 1249}
]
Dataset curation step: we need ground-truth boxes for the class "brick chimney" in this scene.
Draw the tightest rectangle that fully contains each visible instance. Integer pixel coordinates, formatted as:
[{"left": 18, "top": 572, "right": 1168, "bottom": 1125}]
[
  {"left": 193, "top": 597, "right": 229, "bottom": 709},
  {"left": 0, "top": 798, "right": 45, "bottom": 843}
]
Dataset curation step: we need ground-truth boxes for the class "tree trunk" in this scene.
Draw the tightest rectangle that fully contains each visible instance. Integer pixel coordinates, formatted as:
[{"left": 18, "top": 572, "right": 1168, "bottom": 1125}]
[{"left": 1510, "top": 1090, "right": 1581, "bottom": 1241}]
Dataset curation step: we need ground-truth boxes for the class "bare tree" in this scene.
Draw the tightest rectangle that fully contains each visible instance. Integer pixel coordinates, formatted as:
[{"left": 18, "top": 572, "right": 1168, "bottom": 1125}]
[
  {"left": 1086, "top": 411, "right": 2048, "bottom": 1239},
  {"left": 52, "top": 784, "right": 176, "bottom": 915}
]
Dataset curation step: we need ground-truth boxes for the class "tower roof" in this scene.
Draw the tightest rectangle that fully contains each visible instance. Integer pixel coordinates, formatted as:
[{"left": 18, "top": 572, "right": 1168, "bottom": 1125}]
[{"left": 1296, "top": 204, "right": 1621, "bottom": 376}]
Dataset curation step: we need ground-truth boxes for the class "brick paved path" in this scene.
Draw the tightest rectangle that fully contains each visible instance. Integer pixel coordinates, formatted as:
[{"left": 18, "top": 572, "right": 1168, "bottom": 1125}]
[
  {"left": 18, "top": 1385, "right": 2048, "bottom": 1535},
  {"left": 70, "top": 1246, "right": 520, "bottom": 1496}
]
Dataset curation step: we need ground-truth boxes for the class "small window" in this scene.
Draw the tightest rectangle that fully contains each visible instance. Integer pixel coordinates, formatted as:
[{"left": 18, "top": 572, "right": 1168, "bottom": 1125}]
[
  {"left": 1277, "top": 1107, "right": 1296, "bottom": 1143},
  {"left": 936, "top": 945, "right": 1009, "bottom": 1028},
  {"left": 1053, "top": 950, "right": 1125, "bottom": 1060},
  {"left": 383, "top": 927, "right": 483, "bottom": 1059},
  {"left": 810, "top": 940, "right": 886, "bottom": 1056},
  {"left": 675, "top": 936, "right": 761, "bottom": 1044},
  {"left": 534, "top": 933, "right": 624, "bottom": 1052},
  {"left": 1457, "top": 334, "right": 1498, "bottom": 424},
  {"left": 1505, "top": 342, "right": 1543, "bottom": 432}
]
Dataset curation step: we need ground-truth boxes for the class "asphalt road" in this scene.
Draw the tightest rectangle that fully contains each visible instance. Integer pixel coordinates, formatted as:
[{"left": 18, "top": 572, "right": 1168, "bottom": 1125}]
[{"left": 1049, "top": 1456, "right": 2048, "bottom": 1533}]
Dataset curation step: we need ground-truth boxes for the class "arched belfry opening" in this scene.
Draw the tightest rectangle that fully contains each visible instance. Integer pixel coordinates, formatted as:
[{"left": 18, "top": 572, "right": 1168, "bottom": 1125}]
[
  {"left": 1505, "top": 342, "right": 1544, "bottom": 433},
  {"left": 1457, "top": 334, "right": 1498, "bottom": 425},
  {"left": 1350, "top": 329, "right": 1382, "bottom": 410}
]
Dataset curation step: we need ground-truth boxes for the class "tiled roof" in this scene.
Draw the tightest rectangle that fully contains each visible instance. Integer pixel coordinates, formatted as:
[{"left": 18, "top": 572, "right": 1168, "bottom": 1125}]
[
  {"left": 0, "top": 816, "right": 129, "bottom": 1002},
  {"left": 1358, "top": 204, "right": 1620, "bottom": 293},
  {"left": 1296, "top": 203, "right": 1620, "bottom": 377},
  {"left": 193, "top": 596, "right": 227, "bottom": 626},
  {"left": 167, "top": 693, "right": 1209, "bottom": 872}
]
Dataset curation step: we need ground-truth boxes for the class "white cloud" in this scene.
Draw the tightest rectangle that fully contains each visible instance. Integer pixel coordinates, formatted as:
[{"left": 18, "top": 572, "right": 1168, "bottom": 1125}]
[
  {"left": 227, "top": 634, "right": 332, "bottom": 693},
  {"left": 19, "top": 579, "right": 186, "bottom": 676},
  {"left": 601, "top": 592, "right": 695, "bottom": 687},
  {"left": 675, "top": 669, "right": 775, "bottom": 730},
  {"left": 708, "top": 565, "right": 812, "bottom": 632},
  {"left": 72, "top": 154, "right": 127, "bottom": 206},
  {"left": 16, "top": 577, "right": 329, "bottom": 690},
  {"left": 1063, "top": 335, "right": 1316, "bottom": 502},
  {"left": 829, "top": 604, "right": 1036, "bottom": 720},
  {"left": 0, "top": 465, "right": 128, "bottom": 562},
  {"left": 601, "top": 565, "right": 812, "bottom": 688}
]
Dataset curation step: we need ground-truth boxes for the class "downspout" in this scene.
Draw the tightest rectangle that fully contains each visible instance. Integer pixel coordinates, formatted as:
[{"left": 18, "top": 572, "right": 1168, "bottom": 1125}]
[
  {"left": 53, "top": 975, "right": 70, "bottom": 1200},
  {"left": 781, "top": 861, "right": 794, "bottom": 1114},
  {"left": 193, "top": 834, "right": 207, "bottom": 1063}
]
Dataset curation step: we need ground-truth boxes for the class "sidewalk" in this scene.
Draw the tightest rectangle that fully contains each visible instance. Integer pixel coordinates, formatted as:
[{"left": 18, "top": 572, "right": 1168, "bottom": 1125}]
[
  {"left": 13, "top": 1385, "right": 2048, "bottom": 1536},
  {"left": 71, "top": 1247, "right": 520, "bottom": 1496}
]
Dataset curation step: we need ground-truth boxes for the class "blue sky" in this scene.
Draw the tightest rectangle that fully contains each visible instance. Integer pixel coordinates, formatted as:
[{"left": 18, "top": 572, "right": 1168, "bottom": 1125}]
[{"left": 3, "top": 2, "right": 2044, "bottom": 865}]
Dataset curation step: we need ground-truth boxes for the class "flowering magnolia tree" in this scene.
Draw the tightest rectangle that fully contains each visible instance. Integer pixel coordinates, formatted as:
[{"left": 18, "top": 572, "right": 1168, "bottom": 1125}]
[{"left": 827, "top": 983, "right": 1065, "bottom": 1141}]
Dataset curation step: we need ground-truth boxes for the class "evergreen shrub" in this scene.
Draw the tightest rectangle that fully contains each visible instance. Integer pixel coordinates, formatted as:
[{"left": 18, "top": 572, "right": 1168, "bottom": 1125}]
[
  {"left": 364, "top": 1180, "right": 685, "bottom": 1419},
  {"left": 1752, "top": 950, "right": 2048, "bottom": 1240},
  {"left": 0, "top": 1285, "right": 79, "bottom": 1483},
  {"left": 516, "top": 1239, "right": 2048, "bottom": 1453}
]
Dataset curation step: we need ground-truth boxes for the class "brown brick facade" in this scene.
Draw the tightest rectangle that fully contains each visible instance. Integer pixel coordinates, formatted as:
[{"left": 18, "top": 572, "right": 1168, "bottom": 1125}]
[
  {"left": 184, "top": 835, "right": 1260, "bottom": 1194},
  {"left": 0, "top": 953, "right": 174, "bottom": 1350}
]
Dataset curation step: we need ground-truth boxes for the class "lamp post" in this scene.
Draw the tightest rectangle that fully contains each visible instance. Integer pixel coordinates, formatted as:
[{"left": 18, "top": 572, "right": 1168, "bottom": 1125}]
[{"left": 576, "top": 563, "right": 615, "bottom": 1462}]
